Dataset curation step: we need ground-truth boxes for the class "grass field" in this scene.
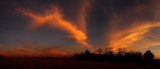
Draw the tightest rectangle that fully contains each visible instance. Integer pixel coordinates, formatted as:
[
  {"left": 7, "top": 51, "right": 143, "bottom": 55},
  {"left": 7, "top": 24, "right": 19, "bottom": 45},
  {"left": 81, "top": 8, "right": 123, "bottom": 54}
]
[{"left": 0, "top": 57, "right": 160, "bottom": 69}]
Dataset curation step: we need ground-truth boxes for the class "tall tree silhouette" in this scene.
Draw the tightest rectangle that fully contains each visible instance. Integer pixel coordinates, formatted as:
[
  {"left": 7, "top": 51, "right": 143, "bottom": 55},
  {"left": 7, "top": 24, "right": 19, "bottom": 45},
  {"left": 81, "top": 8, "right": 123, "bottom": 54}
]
[{"left": 144, "top": 50, "right": 154, "bottom": 63}]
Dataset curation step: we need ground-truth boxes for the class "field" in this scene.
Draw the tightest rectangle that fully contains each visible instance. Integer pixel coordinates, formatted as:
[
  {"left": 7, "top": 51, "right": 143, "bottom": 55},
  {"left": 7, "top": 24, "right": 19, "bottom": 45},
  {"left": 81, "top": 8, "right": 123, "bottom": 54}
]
[{"left": 0, "top": 57, "right": 159, "bottom": 69}]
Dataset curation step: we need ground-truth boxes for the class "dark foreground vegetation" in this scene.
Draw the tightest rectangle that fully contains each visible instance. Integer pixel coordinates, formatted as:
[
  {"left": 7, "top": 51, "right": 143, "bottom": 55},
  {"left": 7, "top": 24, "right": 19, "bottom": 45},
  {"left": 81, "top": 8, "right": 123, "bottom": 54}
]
[
  {"left": 73, "top": 48, "right": 155, "bottom": 63},
  {"left": 0, "top": 49, "right": 160, "bottom": 69}
]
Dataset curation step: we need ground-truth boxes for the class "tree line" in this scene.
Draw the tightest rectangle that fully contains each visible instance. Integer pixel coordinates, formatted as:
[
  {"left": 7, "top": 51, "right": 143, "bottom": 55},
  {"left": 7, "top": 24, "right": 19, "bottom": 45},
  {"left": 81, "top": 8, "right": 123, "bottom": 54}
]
[{"left": 72, "top": 48, "right": 154, "bottom": 63}]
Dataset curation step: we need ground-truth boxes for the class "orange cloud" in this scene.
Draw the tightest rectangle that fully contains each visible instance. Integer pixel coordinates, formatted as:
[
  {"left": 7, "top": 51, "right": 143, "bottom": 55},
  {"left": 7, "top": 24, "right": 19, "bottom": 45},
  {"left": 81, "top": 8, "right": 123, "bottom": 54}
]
[
  {"left": 17, "top": 5, "right": 92, "bottom": 48},
  {"left": 106, "top": 1, "right": 160, "bottom": 52},
  {"left": 108, "top": 21, "right": 160, "bottom": 51}
]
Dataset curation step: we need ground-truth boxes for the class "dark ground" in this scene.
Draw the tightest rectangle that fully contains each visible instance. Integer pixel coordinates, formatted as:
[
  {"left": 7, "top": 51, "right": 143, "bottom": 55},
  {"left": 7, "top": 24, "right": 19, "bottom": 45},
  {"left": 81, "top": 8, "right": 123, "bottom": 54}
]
[{"left": 0, "top": 57, "right": 160, "bottom": 69}]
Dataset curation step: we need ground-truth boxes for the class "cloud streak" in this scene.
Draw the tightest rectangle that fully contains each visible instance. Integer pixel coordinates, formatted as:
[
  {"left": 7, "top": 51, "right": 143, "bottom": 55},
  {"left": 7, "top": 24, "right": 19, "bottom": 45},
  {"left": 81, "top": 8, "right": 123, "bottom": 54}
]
[
  {"left": 0, "top": 44, "right": 67, "bottom": 57},
  {"left": 109, "top": 21, "right": 160, "bottom": 50},
  {"left": 106, "top": 0, "right": 160, "bottom": 52},
  {"left": 76, "top": 0, "right": 94, "bottom": 32},
  {"left": 17, "top": 5, "right": 92, "bottom": 48}
]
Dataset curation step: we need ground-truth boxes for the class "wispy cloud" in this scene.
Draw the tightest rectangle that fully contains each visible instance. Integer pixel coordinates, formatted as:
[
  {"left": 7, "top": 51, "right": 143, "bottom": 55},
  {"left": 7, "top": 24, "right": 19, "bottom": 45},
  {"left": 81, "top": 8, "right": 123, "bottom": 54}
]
[
  {"left": 17, "top": 5, "right": 92, "bottom": 48},
  {"left": 76, "top": 0, "right": 94, "bottom": 32},
  {"left": 106, "top": 0, "right": 160, "bottom": 51}
]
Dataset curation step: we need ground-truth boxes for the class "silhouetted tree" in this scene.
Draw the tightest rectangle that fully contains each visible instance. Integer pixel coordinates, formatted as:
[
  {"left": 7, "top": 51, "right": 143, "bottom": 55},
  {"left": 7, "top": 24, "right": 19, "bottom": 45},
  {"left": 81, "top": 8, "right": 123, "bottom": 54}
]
[
  {"left": 85, "top": 49, "right": 90, "bottom": 54},
  {"left": 105, "top": 48, "right": 113, "bottom": 55},
  {"left": 144, "top": 50, "right": 154, "bottom": 63},
  {"left": 144, "top": 50, "right": 154, "bottom": 59},
  {"left": 124, "top": 51, "right": 143, "bottom": 62},
  {"left": 118, "top": 48, "right": 126, "bottom": 55},
  {"left": 104, "top": 48, "right": 115, "bottom": 61},
  {"left": 96, "top": 48, "right": 103, "bottom": 54}
]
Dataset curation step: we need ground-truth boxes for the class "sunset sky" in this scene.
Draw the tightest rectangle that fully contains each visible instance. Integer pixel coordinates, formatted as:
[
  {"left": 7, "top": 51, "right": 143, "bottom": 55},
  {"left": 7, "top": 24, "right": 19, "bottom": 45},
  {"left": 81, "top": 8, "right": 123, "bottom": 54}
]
[{"left": 0, "top": 0, "right": 160, "bottom": 58}]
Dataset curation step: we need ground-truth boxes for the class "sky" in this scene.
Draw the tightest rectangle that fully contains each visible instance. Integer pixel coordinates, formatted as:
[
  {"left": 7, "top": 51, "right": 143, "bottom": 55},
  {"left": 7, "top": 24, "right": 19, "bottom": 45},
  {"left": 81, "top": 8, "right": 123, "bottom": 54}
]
[{"left": 0, "top": 0, "right": 160, "bottom": 58}]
